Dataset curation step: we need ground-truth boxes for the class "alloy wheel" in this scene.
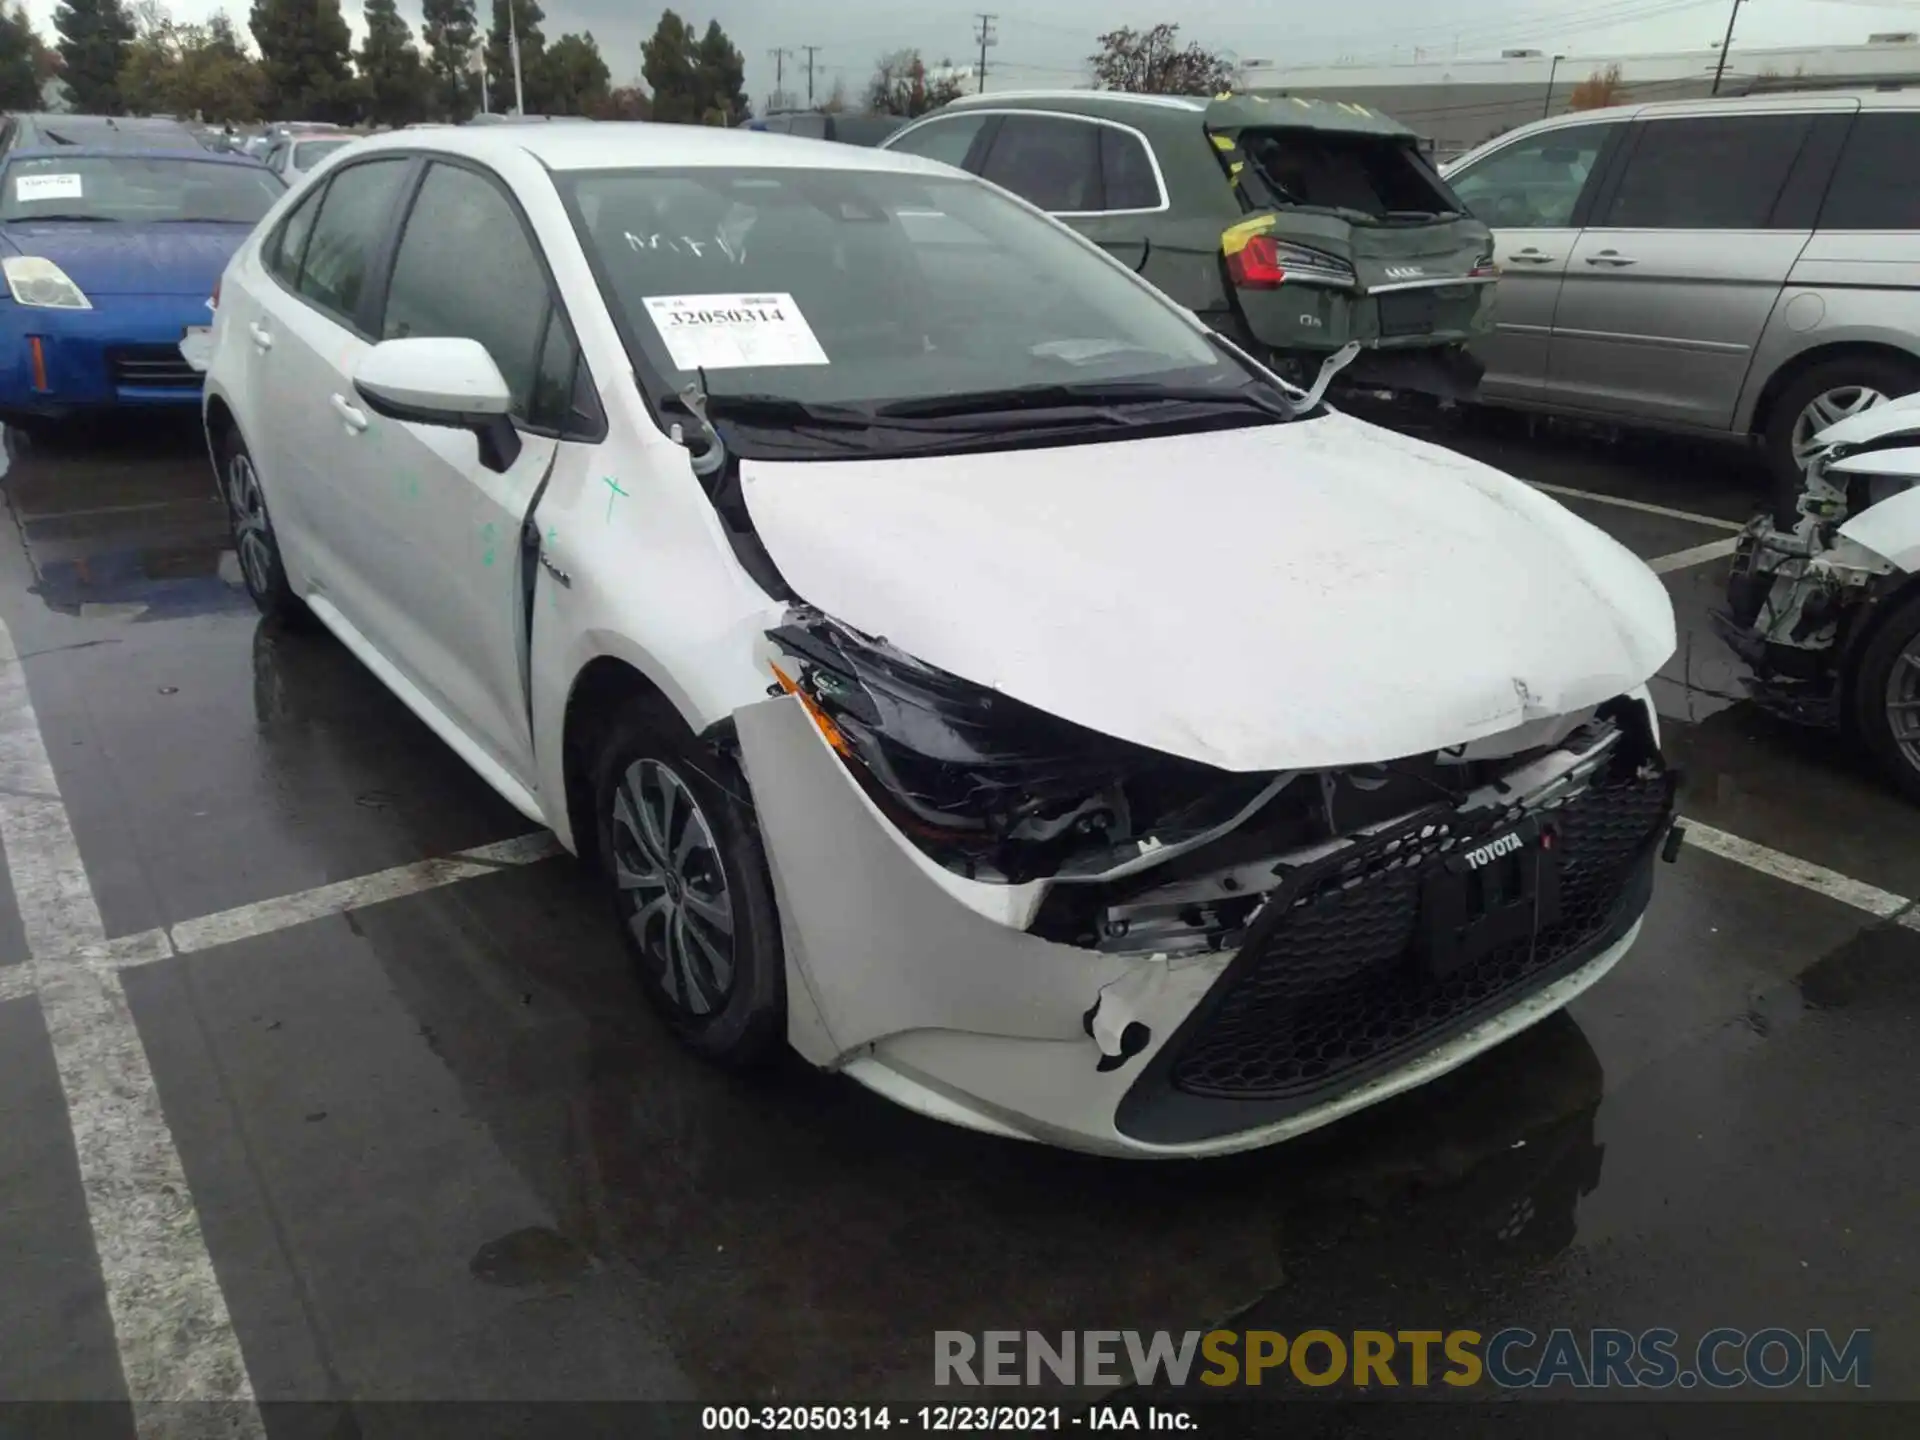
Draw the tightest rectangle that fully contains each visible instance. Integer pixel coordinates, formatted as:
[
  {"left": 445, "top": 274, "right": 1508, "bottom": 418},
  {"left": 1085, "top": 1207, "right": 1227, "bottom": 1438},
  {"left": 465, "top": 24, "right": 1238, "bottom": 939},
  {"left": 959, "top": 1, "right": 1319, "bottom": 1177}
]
[
  {"left": 1791, "top": 385, "right": 1888, "bottom": 470},
  {"left": 226, "top": 450, "right": 276, "bottom": 598},
  {"left": 1890, "top": 643, "right": 1920, "bottom": 778},
  {"left": 609, "top": 758, "right": 736, "bottom": 1016}
]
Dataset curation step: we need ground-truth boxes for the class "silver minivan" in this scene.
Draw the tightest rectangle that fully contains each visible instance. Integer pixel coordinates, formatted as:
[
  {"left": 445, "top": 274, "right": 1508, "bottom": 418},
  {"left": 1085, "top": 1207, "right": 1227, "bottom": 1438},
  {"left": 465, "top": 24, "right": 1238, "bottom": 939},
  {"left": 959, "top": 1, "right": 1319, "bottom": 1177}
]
[{"left": 1444, "top": 92, "right": 1920, "bottom": 496}]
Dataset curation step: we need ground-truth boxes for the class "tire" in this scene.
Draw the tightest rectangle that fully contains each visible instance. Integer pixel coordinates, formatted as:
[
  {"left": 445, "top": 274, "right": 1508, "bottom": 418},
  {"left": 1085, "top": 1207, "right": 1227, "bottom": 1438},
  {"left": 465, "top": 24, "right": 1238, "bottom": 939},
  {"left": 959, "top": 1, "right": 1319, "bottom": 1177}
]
[
  {"left": 1850, "top": 588, "right": 1920, "bottom": 806},
  {"left": 217, "top": 427, "right": 307, "bottom": 622},
  {"left": 1763, "top": 355, "right": 1920, "bottom": 526},
  {"left": 590, "top": 694, "right": 786, "bottom": 1065}
]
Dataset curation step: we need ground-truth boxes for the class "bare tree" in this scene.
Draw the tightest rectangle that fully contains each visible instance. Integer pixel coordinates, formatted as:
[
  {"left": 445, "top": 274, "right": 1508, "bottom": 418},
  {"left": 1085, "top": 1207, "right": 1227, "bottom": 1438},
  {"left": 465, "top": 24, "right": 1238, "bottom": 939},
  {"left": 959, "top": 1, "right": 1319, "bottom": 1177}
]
[
  {"left": 1088, "top": 23, "right": 1232, "bottom": 96},
  {"left": 1568, "top": 63, "right": 1627, "bottom": 111}
]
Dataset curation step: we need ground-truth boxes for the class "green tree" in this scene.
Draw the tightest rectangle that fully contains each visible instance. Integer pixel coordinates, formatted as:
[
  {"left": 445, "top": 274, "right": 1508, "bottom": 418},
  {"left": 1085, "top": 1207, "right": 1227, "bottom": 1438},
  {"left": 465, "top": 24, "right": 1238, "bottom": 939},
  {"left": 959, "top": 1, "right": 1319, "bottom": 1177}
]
[
  {"left": 591, "top": 83, "right": 649, "bottom": 120},
  {"left": 693, "top": 18, "right": 744, "bottom": 125},
  {"left": 640, "top": 8, "right": 698, "bottom": 122},
  {"left": 539, "top": 31, "right": 606, "bottom": 116},
  {"left": 119, "top": 16, "right": 265, "bottom": 120},
  {"left": 249, "top": 0, "right": 355, "bottom": 120},
  {"left": 358, "top": 0, "right": 424, "bottom": 126},
  {"left": 484, "top": 0, "right": 542, "bottom": 113},
  {"left": 55, "top": 0, "right": 136, "bottom": 112},
  {"left": 0, "top": 4, "right": 42, "bottom": 109},
  {"left": 419, "top": 0, "right": 477, "bottom": 120},
  {"left": 866, "top": 50, "right": 963, "bottom": 118}
]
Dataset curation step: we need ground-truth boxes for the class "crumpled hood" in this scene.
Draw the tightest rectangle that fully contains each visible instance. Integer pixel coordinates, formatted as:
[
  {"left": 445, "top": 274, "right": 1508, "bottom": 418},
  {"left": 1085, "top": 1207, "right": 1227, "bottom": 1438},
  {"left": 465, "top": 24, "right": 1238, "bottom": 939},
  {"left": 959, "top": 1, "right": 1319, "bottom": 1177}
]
[
  {"left": 739, "top": 414, "right": 1676, "bottom": 772},
  {"left": 0, "top": 221, "right": 249, "bottom": 296}
]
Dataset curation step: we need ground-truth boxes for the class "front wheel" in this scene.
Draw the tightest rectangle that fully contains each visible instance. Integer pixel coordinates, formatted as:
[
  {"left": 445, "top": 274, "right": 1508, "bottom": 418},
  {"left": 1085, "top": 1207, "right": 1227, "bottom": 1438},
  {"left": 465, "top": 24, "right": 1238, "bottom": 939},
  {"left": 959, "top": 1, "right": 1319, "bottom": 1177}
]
[
  {"left": 218, "top": 429, "right": 306, "bottom": 622},
  {"left": 590, "top": 695, "right": 786, "bottom": 1065},
  {"left": 1852, "top": 589, "right": 1920, "bottom": 806}
]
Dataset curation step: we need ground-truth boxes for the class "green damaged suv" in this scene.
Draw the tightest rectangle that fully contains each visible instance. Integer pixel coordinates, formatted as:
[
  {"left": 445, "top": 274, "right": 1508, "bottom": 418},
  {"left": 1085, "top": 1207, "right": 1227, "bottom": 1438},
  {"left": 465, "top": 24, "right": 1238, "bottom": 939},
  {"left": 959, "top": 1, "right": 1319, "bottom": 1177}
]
[{"left": 883, "top": 90, "right": 1497, "bottom": 399}]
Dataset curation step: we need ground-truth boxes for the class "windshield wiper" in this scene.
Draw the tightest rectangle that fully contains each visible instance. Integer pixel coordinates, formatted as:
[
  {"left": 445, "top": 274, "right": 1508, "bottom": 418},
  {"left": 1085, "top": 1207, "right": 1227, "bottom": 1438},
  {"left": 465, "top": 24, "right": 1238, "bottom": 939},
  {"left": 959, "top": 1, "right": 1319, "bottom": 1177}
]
[
  {"left": 697, "top": 392, "right": 880, "bottom": 428},
  {"left": 871, "top": 380, "right": 1294, "bottom": 422}
]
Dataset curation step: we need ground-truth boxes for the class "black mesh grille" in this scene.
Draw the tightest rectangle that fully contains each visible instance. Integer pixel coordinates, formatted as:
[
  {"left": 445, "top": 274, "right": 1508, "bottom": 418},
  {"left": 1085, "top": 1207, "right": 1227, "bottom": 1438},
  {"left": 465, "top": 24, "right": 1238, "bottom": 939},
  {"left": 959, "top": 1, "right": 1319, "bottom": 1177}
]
[
  {"left": 1166, "top": 758, "right": 1672, "bottom": 1103},
  {"left": 107, "top": 345, "right": 201, "bottom": 389}
]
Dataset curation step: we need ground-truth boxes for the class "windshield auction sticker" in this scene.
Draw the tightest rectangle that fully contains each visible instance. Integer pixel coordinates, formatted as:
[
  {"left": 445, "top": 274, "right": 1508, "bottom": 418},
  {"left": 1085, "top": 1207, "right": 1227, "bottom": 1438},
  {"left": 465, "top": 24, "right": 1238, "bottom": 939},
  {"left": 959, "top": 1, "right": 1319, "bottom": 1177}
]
[
  {"left": 15, "top": 173, "right": 83, "bottom": 202},
  {"left": 642, "top": 293, "right": 828, "bottom": 370}
]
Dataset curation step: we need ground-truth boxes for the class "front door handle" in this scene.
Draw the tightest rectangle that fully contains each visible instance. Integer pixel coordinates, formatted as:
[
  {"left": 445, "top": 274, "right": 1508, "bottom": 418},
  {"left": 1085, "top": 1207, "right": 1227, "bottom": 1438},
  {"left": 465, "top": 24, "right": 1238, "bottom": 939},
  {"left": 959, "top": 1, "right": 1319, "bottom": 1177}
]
[
  {"left": 329, "top": 393, "right": 368, "bottom": 432},
  {"left": 1508, "top": 249, "right": 1556, "bottom": 264},
  {"left": 1586, "top": 251, "right": 1638, "bottom": 267},
  {"left": 247, "top": 321, "right": 273, "bottom": 351}
]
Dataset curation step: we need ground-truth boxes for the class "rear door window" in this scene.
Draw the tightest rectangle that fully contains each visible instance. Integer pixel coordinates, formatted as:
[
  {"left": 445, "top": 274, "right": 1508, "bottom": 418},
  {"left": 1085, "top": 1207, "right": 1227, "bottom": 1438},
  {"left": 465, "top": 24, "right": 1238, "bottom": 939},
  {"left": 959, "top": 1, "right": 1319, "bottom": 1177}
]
[
  {"left": 292, "top": 158, "right": 410, "bottom": 328},
  {"left": 886, "top": 113, "right": 991, "bottom": 169},
  {"left": 979, "top": 115, "right": 1103, "bottom": 213},
  {"left": 1449, "top": 124, "right": 1612, "bottom": 228},
  {"left": 267, "top": 181, "right": 327, "bottom": 285},
  {"left": 1818, "top": 112, "right": 1920, "bottom": 230},
  {"left": 1099, "top": 127, "right": 1162, "bottom": 211},
  {"left": 1596, "top": 115, "right": 1811, "bottom": 229}
]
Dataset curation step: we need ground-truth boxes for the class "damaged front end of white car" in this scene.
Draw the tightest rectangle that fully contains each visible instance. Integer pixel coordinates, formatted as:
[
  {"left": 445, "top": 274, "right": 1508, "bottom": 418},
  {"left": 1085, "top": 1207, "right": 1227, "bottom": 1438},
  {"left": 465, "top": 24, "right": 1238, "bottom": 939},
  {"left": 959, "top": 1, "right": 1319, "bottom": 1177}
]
[
  {"left": 738, "top": 609, "right": 1677, "bottom": 1158},
  {"left": 1720, "top": 393, "right": 1920, "bottom": 802}
]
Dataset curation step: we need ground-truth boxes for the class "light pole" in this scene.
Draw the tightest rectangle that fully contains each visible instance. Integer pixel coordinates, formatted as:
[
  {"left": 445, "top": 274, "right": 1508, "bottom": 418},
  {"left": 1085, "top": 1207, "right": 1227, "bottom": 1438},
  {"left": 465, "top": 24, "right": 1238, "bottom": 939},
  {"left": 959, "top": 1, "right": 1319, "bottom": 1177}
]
[
  {"left": 508, "top": 0, "right": 526, "bottom": 116},
  {"left": 1542, "top": 53, "right": 1565, "bottom": 118},
  {"left": 1712, "top": 0, "right": 1745, "bottom": 95}
]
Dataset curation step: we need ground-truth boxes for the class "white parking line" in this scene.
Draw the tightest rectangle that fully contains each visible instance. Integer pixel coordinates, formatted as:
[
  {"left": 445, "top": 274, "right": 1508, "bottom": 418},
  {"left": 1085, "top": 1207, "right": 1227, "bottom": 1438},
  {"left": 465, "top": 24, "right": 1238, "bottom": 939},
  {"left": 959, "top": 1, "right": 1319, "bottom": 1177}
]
[
  {"left": 1647, "top": 538, "right": 1741, "bottom": 575},
  {"left": 1682, "top": 820, "right": 1913, "bottom": 919},
  {"left": 0, "top": 617, "right": 265, "bottom": 1440},
  {"left": 165, "top": 832, "right": 560, "bottom": 956},
  {"left": 1532, "top": 481, "right": 1748, "bottom": 533}
]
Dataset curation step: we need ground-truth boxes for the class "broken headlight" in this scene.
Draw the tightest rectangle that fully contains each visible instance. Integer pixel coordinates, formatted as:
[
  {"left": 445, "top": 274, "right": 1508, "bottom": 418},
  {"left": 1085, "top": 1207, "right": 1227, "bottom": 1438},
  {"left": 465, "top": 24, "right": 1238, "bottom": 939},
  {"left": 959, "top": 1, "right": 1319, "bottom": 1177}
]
[{"left": 766, "top": 609, "right": 1278, "bottom": 884}]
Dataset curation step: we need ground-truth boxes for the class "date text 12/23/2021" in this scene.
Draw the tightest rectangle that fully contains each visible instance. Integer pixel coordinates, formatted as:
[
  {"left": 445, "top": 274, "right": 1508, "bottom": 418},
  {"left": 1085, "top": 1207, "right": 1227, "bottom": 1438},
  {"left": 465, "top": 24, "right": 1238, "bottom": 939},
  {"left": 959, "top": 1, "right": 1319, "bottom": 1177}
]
[{"left": 702, "top": 1407, "right": 1195, "bottom": 1432}]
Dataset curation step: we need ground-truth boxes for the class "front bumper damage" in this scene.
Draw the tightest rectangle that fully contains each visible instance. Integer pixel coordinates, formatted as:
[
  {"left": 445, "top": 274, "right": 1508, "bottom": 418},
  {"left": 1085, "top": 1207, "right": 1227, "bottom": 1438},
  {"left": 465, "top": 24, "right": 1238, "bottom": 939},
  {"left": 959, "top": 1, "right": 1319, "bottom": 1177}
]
[
  {"left": 1718, "top": 428, "right": 1918, "bottom": 727},
  {"left": 733, "top": 656, "right": 1677, "bottom": 1158}
]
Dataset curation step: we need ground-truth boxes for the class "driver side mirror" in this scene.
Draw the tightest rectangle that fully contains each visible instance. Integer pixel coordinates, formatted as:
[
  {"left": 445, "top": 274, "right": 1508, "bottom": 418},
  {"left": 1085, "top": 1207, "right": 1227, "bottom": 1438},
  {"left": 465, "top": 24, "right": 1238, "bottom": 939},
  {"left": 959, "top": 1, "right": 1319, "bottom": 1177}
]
[{"left": 353, "top": 336, "right": 523, "bottom": 473}]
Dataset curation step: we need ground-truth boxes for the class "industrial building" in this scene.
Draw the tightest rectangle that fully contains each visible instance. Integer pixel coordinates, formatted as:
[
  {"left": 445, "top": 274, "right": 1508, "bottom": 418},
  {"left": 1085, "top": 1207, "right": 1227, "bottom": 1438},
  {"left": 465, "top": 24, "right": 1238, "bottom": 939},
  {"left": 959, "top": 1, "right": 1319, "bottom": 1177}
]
[{"left": 1238, "top": 35, "right": 1920, "bottom": 159}]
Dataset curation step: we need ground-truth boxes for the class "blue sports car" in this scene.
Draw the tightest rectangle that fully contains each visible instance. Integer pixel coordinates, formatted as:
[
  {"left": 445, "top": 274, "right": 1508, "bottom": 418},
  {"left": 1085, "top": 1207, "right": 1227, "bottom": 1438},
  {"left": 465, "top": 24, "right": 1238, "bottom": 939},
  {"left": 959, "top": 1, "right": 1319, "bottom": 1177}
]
[{"left": 0, "top": 146, "right": 284, "bottom": 421}]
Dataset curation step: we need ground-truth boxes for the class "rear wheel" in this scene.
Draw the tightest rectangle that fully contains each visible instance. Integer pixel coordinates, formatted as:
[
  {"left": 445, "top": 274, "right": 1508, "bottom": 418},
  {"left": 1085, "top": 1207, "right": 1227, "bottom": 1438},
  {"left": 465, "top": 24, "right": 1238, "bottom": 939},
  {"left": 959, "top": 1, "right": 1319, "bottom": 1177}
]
[
  {"left": 218, "top": 429, "right": 306, "bottom": 622},
  {"left": 1852, "top": 589, "right": 1920, "bottom": 806},
  {"left": 590, "top": 695, "right": 786, "bottom": 1064},
  {"left": 1763, "top": 355, "right": 1920, "bottom": 525}
]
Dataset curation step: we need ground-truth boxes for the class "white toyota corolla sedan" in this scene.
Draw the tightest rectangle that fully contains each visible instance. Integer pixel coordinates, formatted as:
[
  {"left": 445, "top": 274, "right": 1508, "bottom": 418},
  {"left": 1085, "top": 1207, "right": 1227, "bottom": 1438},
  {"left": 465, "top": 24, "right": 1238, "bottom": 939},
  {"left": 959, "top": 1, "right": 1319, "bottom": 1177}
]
[{"left": 200, "top": 124, "right": 1682, "bottom": 1157}]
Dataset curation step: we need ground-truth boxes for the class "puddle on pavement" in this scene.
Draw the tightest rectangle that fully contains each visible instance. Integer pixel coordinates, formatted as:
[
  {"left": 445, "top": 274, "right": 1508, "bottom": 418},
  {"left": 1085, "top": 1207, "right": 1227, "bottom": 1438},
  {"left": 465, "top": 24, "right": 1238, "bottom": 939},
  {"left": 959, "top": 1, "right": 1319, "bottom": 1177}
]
[{"left": 1, "top": 418, "right": 244, "bottom": 621}]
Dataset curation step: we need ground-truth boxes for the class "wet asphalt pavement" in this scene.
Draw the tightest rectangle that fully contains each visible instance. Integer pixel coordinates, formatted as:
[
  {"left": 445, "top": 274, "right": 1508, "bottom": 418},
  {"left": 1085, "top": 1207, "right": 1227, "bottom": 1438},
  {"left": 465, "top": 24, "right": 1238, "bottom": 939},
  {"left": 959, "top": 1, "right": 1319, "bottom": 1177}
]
[{"left": 0, "top": 409, "right": 1914, "bottom": 1436}]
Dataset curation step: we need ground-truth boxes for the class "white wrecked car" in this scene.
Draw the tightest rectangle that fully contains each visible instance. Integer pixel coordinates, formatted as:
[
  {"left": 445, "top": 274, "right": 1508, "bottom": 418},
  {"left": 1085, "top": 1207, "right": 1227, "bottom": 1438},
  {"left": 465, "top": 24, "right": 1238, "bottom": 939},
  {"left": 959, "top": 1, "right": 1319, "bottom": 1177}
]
[
  {"left": 200, "top": 125, "right": 1681, "bottom": 1156},
  {"left": 1723, "top": 394, "right": 1920, "bottom": 803}
]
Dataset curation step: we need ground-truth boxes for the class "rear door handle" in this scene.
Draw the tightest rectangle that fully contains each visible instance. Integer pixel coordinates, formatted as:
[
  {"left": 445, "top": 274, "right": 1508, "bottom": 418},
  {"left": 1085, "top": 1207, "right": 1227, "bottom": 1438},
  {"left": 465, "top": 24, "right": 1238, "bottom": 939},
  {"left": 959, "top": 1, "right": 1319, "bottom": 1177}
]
[
  {"left": 248, "top": 321, "right": 273, "bottom": 351},
  {"left": 1586, "top": 251, "right": 1638, "bottom": 267},
  {"left": 329, "top": 393, "right": 368, "bottom": 432},
  {"left": 1508, "top": 249, "right": 1556, "bottom": 264}
]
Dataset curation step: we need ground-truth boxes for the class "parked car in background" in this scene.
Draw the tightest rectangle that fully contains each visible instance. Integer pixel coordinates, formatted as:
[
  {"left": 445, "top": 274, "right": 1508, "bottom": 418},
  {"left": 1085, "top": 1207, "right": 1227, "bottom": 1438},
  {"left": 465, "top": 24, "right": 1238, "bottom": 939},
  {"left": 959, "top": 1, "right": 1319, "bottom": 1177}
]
[
  {"left": 882, "top": 90, "right": 1497, "bottom": 400},
  {"left": 1444, "top": 91, "right": 1920, "bottom": 497},
  {"left": 1, "top": 113, "right": 205, "bottom": 154},
  {"left": 750, "top": 110, "right": 903, "bottom": 146},
  {"left": 0, "top": 147, "right": 284, "bottom": 423},
  {"left": 264, "top": 131, "right": 354, "bottom": 186},
  {"left": 201, "top": 123, "right": 1678, "bottom": 1157}
]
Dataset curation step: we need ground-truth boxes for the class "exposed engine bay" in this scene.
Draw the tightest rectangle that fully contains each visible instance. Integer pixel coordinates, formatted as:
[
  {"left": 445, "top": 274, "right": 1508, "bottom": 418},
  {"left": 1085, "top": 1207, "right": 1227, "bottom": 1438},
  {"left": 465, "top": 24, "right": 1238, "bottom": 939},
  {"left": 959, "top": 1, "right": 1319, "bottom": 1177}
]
[
  {"left": 766, "top": 605, "right": 1662, "bottom": 960},
  {"left": 1719, "top": 409, "right": 1920, "bottom": 727}
]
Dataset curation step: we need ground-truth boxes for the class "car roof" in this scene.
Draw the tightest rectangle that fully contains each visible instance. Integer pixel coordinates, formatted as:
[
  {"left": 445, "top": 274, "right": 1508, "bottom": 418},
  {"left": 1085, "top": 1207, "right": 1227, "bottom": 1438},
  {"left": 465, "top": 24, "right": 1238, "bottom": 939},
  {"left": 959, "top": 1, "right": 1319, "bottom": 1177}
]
[
  {"left": 338, "top": 120, "right": 963, "bottom": 177},
  {"left": 3, "top": 144, "right": 267, "bottom": 166},
  {"left": 12, "top": 113, "right": 204, "bottom": 150},
  {"left": 1447, "top": 87, "right": 1920, "bottom": 171}
]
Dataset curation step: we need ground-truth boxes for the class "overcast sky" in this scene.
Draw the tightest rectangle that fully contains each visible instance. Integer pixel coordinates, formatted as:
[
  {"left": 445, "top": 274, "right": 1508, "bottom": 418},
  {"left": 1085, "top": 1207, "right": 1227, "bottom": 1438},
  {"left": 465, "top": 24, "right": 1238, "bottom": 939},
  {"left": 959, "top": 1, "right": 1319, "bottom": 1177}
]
[{"left": 21, "top": 0, "right": 1920, "bottom": 108}]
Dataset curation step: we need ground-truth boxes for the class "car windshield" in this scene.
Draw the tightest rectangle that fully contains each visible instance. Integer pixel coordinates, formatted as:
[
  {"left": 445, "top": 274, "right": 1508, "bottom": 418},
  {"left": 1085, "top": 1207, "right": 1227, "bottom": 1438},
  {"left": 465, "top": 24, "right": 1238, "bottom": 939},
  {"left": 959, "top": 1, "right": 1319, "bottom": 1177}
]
[
  {"left": 561, "top": 165, "right": 1264, "bottom": 418},
  {"left": 0, "top": 155, "right": 285, "bottom": 223},
  {"left": 293, "top": 139, "right": 350, "bottom": 169}
]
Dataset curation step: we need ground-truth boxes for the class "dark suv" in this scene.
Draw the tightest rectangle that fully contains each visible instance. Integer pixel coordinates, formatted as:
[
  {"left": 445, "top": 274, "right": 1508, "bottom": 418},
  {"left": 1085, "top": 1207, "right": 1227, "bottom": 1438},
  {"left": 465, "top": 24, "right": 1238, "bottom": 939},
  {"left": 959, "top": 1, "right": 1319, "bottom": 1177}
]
[
  {"left": 882, "top": 90, "right": 1496, "bottom": 398},
  {"left": 752, "top": 110, "right": 903, "bottom": 146}
]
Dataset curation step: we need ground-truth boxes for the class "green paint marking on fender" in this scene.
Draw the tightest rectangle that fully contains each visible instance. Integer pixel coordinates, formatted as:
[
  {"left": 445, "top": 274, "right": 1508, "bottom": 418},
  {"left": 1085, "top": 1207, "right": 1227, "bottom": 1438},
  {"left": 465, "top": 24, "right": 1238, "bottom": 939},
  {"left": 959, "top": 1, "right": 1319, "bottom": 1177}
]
[{"left": 602, "top": 475, "right": 629, "bottom": 521}]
